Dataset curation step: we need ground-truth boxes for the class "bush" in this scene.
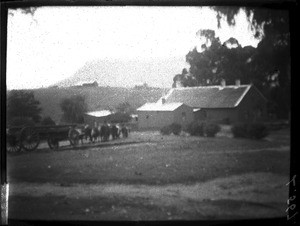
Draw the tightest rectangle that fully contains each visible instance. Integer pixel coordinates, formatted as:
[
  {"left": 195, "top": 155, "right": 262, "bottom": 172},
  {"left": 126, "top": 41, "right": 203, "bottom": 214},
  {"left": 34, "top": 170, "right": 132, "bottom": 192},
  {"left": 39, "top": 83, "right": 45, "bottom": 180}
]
[
  {"left": 160, "top": 123, "right": 182, "bottom": 135},
  {"left": 185, "top": 122, "right": 205, "bottom": 136},
  {"left": 160, "top": 125, "right": 172, "bottom": 135},
  {"left": 231, "top": 123, "right": 248, "bottom": 138},
  {"left": 231, "top": 122, "right": 269, "bottom": 140},
  {"left": 204, "top": 123, "right": 221, "bottom": 137},
  {"left": 247, "top": 123, "right": 269, "bottom": 139},
  {"left": 169, "top": 123, "right": 182, "bottom": 135}
]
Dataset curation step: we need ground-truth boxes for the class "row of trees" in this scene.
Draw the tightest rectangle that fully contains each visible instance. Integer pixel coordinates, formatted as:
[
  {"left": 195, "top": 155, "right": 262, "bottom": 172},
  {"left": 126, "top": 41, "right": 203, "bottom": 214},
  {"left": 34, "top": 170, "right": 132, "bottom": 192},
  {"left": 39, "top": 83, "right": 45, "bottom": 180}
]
[
  {"left": 173, "top": 7, "right": 291, "bottom": 119},
  {"left": 6, "top": 90, "right": 133, "bottom": 126}
]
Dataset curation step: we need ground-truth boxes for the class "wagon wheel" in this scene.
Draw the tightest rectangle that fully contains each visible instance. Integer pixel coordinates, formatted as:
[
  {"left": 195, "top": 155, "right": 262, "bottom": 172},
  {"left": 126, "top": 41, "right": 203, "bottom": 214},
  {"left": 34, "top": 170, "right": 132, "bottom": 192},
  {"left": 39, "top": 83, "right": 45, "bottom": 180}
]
[
  {"left": 68, "top": 128, "right": 79, "bottom": 146},
  {"left": 7, "top": 134, "right": 21, "bottom": 152},
  {"left": 47, "top": 137, "right": 59, "bottom": 150},
  {"left": 20, "top": 127, "right": 40, "bottom": 151}
]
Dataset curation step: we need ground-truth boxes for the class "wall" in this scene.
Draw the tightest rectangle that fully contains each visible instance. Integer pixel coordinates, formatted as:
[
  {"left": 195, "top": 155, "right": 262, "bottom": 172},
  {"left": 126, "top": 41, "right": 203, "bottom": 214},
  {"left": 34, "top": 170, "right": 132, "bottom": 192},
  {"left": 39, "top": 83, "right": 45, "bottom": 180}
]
[
  {"left": 193, "top": 87, "right": 267, "bottom": 124},
  {"left": 237, "top": 87, "right": 268, "bottom": 122},
  {"left": 194, "top": 108, "right": 238, "bottom": 124},
  {"left": 206, "top": 108, "right": 239, "bottom": 123},
  {"left": 173, "top": 104, "right": 194, "bottom": 128},
  {"left": 137, "top": 104, "right": 194, "bottom": 130},
  {"left": 137, "top": 111, "right": 174, "bottom": 129}
]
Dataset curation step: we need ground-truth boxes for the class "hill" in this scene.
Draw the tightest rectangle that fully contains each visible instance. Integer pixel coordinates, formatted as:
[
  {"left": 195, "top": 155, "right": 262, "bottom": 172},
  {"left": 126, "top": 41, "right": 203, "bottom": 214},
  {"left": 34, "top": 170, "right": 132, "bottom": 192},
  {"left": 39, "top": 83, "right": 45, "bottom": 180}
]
[
  {"left": 53, "top": 58, "right": 184, "bottom": 88},
  {"left": 28, "top": 86, "right": 168, "bottom": 123}
]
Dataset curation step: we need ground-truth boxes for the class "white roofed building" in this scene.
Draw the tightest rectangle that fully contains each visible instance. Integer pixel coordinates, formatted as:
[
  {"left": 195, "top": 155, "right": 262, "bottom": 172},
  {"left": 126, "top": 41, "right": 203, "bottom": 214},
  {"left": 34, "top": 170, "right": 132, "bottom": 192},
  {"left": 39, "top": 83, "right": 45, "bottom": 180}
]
[
  {"left": 136, "top": 100, "right": 193, "bottom": 130},
  {"left": 83, "top": 110, "right": 113, "bottom": 126}
]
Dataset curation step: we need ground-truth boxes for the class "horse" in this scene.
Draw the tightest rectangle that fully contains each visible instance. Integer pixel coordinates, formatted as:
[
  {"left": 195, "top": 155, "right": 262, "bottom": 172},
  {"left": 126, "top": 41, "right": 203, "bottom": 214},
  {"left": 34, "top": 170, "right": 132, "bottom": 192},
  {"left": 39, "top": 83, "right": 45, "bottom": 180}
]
[
  {"left": 100, "top": 124, "right": 110, "bottom": 142},
  {"left": 116, "top": 124, "right": 122, "bottom": 139},
  {"left": 91, "top": 124, "right": 101, "bottom": 143},
  {"left": 121, "top": 124, "right": 129, "bottom": 138},
  {"left": 110, "top": 124, "right": 119, "bottom": 140}
]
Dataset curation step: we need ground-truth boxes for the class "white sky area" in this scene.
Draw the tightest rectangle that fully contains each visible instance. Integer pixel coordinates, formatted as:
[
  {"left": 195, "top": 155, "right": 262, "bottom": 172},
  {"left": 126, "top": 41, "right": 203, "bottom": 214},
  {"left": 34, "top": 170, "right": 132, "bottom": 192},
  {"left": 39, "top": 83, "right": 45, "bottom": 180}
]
[{"left": 7, "top": 6, "right": 260, "bottom": 90}]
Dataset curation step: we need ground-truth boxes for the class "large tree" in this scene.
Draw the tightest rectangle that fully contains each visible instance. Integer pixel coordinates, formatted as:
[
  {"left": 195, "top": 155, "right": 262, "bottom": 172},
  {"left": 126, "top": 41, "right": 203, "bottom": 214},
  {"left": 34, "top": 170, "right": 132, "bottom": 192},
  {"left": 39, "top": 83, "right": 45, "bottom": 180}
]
[
  {"left": 7, "top": 90, "right": 42, "bottom": 125},
  {"left": 213, "top": 7, "right": 291, "bottom": 119},
  {"left": 60, "top": 95, "right": 87, "bottom": 123},
  {"left": 174, "top": 7, "right": 291, "bottom": 119}
]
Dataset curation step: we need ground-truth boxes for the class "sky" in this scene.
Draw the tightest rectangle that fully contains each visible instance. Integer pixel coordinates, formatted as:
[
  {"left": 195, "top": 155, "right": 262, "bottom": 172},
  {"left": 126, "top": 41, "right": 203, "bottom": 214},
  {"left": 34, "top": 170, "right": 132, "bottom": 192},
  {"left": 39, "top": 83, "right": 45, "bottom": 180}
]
[{"left": 7, "top": 6, "right": 261, "bottom": 90}]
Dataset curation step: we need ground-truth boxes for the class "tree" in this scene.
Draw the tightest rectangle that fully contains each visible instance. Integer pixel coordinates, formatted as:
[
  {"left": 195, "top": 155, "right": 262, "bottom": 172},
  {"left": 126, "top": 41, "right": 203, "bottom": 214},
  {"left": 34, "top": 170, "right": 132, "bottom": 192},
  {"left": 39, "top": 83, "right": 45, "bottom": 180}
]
[
  {"left": 115, "top": 102, "right": 134, "bottom": 115},
  {"left": 60, "top": 95, "right": 87, "bottom": 123},
  {"left": 174, "top": 7, "right": 291, "bottom": 119},
  {"left": 7, "top": 90, "right": 42, "bottom": 125},
  {"left": 175, "top": 30, "right": 256, "bottom": 87},
  {"left": 172, "top": 68, "right": 198, "bottom": 88},
  {"left": 212, "top": 7, "right": 291, "bottom": 118},
  {"left": 111, "top": 102, "right": 134, "bottom": 123}
]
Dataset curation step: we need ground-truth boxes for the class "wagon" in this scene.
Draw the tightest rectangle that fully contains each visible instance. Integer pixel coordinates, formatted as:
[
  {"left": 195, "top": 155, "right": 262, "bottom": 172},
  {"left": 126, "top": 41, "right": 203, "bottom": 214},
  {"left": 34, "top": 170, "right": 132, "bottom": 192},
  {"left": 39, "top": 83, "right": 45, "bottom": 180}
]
[{"left": 6, "top": 125, "right": 81, "bottom": 152}]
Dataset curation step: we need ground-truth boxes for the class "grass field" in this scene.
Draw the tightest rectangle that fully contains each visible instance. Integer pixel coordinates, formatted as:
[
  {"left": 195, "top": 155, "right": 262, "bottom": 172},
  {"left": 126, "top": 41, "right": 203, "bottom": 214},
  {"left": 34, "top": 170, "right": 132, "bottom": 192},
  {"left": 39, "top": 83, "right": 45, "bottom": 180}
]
[{"left": 7, "top": 127, "right": 290, "bottom": 221}]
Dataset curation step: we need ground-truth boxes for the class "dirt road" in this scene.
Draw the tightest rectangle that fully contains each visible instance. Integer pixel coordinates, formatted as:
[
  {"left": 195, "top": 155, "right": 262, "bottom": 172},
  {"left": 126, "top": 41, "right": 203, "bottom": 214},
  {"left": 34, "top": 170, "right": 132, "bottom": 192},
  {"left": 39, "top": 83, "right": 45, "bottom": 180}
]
[{"left": 9, "top": 172, "right": 288, "bottom": 221}]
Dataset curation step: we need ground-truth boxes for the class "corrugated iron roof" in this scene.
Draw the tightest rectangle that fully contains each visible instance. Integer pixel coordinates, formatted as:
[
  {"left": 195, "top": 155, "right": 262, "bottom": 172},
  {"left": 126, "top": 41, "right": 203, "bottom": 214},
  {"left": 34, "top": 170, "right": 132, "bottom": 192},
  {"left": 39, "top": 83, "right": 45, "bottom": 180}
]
[
  {"left": 85, "top": 110, "right": 112, "bottom": 117},
  {"left": 136, "top": 102, "right": 184, "bottom": 111},
  {"left": 163, "top": 85, "right": 252, "bottom": 108}
]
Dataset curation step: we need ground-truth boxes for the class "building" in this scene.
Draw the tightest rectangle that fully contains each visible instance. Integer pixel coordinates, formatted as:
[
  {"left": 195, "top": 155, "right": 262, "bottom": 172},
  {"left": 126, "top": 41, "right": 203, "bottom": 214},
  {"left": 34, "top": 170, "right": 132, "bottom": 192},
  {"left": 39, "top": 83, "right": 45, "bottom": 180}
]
[
  {"left": 136, "top": 101, "right": 193, "bottom": 130},
  {"left": 82, "top": 81, "right": 98, "bottom": 87},
  {"left": 83, "top": 110, "right": 112, "bottom": 126},
  {"left": 158, "top": 82, "right": 267, "bottom": 124}
]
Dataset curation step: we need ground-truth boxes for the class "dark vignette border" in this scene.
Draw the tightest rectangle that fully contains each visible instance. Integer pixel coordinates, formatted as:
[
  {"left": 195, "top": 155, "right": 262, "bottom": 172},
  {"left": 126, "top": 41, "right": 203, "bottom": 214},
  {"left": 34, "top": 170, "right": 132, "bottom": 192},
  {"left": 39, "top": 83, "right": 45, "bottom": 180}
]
[{"left": 1, "top": 0, "right": 298, "bottom": 225}]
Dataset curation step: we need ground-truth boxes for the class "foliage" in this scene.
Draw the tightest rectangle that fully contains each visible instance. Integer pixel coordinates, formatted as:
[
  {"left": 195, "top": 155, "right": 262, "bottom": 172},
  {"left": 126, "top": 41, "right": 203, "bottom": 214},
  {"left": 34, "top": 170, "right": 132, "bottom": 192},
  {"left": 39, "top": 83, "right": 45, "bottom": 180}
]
[
  {"left": 160, "top": 125, "right": 172, "bottom": 135},
  {"left": 160, "top": 123, "right": 182, "bottom": 135},
  {"left": 174, "top": 7, "right": 291, "bottom": 119},
  {"left": 204, "top": 123, "right": 221, "bottom": 137},
  {"left": 41, "top": 116, "right": 56, "bottom": 126},
  {"left": 213, "top": 7, "right": 290, "bottom": 119},
  {"left": 247, "top": 123, "right": 269, "bottom": 139},
  {"left": 231, "top": 122, "right": 269, "bottom": 140},
  {"left": 185, "top": 122, "right": 220, "bottom": 137},
  {"left": 60, "top": 95, "right": 87, "bottom": 123},
  {"left": 115, "top": 102, "right": 134, "bottom": 115},
  {"left": 231, "top": 123, "right": 249, "bottom": 138},
  {"left": 185, "top": 122, "right": 205, "bottom": 136},
  {"left": 110, "top": 112, "right": 132, "bottom": 123},
  {"left": 7, "top": 90, "right": 42, "bottom": 124},
  {"left": 169, "top": 123, "right": 182, "bottom": 135}
]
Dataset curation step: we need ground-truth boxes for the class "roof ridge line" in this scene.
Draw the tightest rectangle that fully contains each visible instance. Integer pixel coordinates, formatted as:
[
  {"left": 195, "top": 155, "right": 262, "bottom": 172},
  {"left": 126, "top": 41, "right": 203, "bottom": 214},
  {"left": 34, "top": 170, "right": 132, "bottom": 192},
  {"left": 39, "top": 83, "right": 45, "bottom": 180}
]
[
  {"left": 172, "top": 84, "right": 251, "bottom": 90},
  {"left": 234, "top": 85, "right": 252, "bottom": 107}
]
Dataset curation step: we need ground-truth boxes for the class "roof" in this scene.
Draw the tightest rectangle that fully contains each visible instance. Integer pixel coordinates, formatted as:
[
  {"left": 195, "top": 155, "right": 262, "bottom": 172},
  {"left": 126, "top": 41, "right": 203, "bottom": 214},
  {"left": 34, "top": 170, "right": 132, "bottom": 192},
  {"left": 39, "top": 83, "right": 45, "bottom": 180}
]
[
  {"left": 85, "top": 110, "right": 112, "bottom": 117},
  {"left": 136, "top": 102, "right": 185, "bottom": 112},
  {"left": 161, "top": 85, "right": 254, "bottom": 108}
]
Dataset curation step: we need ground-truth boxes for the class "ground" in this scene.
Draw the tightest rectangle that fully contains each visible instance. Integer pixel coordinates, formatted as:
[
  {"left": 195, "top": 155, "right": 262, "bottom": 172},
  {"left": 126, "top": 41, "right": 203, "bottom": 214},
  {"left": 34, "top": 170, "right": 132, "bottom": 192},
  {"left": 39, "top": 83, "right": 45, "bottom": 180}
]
[{"left": 7, "top": 126, "right": 290, "bottom": 221}]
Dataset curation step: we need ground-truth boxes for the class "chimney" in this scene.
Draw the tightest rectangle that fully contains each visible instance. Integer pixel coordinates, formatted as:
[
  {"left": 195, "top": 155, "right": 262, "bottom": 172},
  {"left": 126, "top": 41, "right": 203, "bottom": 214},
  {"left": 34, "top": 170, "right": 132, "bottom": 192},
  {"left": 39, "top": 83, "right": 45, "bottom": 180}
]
[
  {"left": 162, "top": 98, "right": 166, "bottom": 104},
  {"left": 235, "top": 79, "right": 241, "bottom": 86},
  {"left": 220, "top": 79, "right": 226, "bottom": 87}
]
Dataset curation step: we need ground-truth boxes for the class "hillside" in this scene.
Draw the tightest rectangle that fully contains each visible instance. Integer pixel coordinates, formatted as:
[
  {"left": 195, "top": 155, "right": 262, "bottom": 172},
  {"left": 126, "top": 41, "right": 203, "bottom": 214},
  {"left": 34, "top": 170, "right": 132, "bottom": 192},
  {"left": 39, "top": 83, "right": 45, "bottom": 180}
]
[
  {"left": 30, "top": 86, "right": 168, "bottom": 123},
  {"left": 53, "top": 58, "right": 184, "bottom": 88}
]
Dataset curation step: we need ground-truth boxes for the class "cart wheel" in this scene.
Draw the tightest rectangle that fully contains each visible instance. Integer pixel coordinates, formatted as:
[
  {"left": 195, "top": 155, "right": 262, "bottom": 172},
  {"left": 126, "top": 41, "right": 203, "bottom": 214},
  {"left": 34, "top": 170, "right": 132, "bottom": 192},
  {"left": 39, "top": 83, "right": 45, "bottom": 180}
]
[
  {"left": 47, "top": 138, "right": 59, "bottom": 150},
  {"left": 68, "top": 128, "right": 79, "bottom": 146},
  {"left": 7, "top": 135, "right": 21, "bottom": 152},
  {"left": 20, "top": 127, "right": 40, "bottom": 151}
]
